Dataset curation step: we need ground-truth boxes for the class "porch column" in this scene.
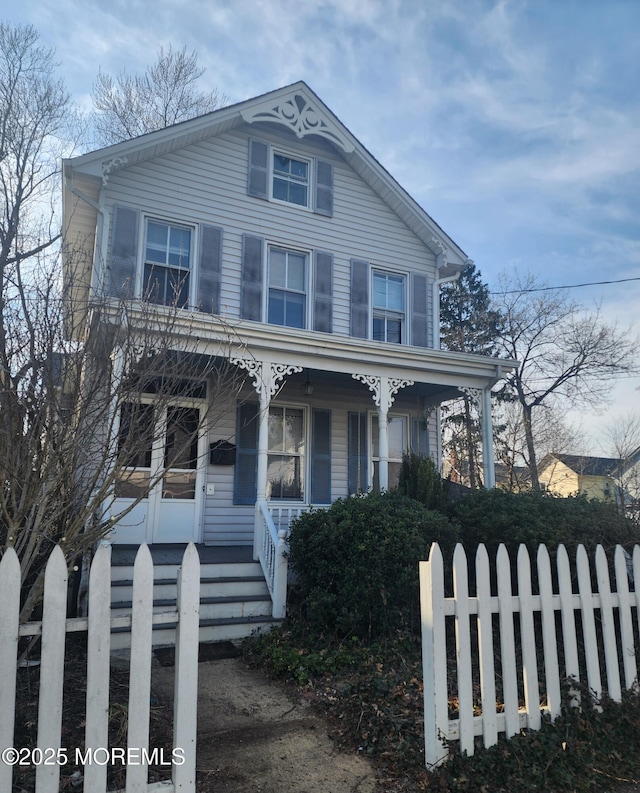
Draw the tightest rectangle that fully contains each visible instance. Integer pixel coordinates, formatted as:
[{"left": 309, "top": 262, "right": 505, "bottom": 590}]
[
  {"left": 352, "top": 374, "right": 414, "bottom": 491},
  {"left": 481, "top": 387, "right": 495, "bottom": 489},
  {"left": 459, "top": 386, "right": 495, "bottom": 489},
  {"left": 231, "top": 358, "right": 302, "bottom": 554}
]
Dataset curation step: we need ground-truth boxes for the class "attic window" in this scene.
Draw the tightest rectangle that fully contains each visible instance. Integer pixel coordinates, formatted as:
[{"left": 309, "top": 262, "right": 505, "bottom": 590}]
[{"left": 272, "top": 151, "right": 309, "bottom": 207}]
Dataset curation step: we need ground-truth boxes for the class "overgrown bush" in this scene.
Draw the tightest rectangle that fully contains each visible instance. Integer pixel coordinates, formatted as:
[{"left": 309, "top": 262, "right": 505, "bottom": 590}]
[
  {"left": 397, "top": 452, "right": 448, "bottom": 511},
  {"left": 449, "top": 487, "right": 640, "bottom": 557},
  {"left": 288, "top": 491, "right": 458, "bottom": 639}
]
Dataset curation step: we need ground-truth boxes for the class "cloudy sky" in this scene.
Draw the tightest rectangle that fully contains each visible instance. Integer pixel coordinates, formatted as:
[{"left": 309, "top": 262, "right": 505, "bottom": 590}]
[{"left": 3, "top": 0, "right": 639, "bottom": 452}]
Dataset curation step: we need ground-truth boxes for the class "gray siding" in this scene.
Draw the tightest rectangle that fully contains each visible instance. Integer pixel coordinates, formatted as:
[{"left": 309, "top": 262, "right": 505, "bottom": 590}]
[{"left": 104, "top": 126, "right": 437, "bottom": 345}]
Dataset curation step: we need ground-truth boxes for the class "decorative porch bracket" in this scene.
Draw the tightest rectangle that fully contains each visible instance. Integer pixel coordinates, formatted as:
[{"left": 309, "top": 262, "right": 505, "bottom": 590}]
[
  {"left": 231, "top": 358, "right": 302, "bottom": 617},
  {"left": 458, "top": 385, "right": 495, "bottom": 489},
  {"left": 352, "top": 374, "right": 414, "bottom": 491}
]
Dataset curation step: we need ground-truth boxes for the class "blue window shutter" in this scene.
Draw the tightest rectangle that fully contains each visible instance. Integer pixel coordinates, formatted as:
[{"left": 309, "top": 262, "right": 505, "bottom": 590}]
[
  {"left": 412, "top": 272, "right": 429, "bottom": 347},
  {"left": 311, "top": 409, "right": 332, "bottom": 503},
  {"left": 348, "top": 411, "right": 368, "bottom": 495},
  {"left": 313, "top": 250, "right": 333, "bottom": 333},
  {"left": 241, "top": 234, "right": 264, "bottom": 321},
  {"left": 350, "top": 258, "right": 369, "bottom": 338},
  {"left": 108, "top": 205, "right": 139, "bottom": 298},
  {"left": 247, "top": 139, "right": 269, "bottom": 199},
  {"left": 314, "top": 159, "right": 333, "bottom": 217},
  {"left": 234, "top": 401, "right": 259, "bottom": 505},
  {"left": 411, "top": 418, "right": 430, "bottom": 456},
  {"left": 198, "top": 225, "right": 222, "bottom": 314}
]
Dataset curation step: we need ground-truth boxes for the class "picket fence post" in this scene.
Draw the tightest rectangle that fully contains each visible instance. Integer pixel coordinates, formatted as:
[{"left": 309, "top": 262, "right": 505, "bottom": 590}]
[
  {"left": 172, "top": 542, "right": 201, "bottom": 791},
  {"left": 84, "top": 543, "right": 112, "bottom": 792},
  {"left": 419, "top": 543, "right": 448, "bottom": 766},
  {"left": 0, "top": 548, "right": 20, "bottom": 793}
]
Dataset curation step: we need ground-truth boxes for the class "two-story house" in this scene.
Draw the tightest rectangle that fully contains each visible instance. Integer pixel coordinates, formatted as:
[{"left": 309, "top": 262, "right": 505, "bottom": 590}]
[{"left": 62, "top": 82, "right": 515, "bottom": 635}]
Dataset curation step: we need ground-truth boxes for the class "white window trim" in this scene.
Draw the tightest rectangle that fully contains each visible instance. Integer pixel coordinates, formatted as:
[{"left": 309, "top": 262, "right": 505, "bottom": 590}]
[
  {"left": 266, "top": 401, "right": 309, "bottom": 503},
  {"left": 269, "top": 148, "right": 313, "bottom": 211},
  {"left": 369, "top": 411, "right": 410, "bottom": 489},
  {"left": 370, "top": 267, "right": 408, "bottom": 345},
  {"left": 136, "top": 214, "right": 199, "bottom": 308},
  {"left": 264, "top": 241, "right": 312, "bottom": 330}
]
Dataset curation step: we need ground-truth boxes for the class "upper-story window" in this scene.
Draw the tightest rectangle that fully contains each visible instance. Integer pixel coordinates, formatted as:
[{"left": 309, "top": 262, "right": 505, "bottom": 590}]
[
  {"left": 247, "top": 139, "right": 333, "bottom": 218},
  {"left": 143, "top": 219, "right": 192, "bottom": 308},
  {"left": 267, "top": 246, "right": 307, "bottom": 329},
  {"left": 372, "top": 270, "right": 405, "bottom": 344},
  {"left": 272, "top": 152, "right": 310, "bottom": 207}
]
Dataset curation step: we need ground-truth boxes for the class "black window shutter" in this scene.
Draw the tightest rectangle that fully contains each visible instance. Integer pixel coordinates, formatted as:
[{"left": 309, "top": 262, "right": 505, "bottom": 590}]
[
  {"left": 350, "top": 258, "right": 369, "bottom": 338},
  {"left": 240, "top": 234, "right": 264, "bottom": 321},
  {"left": 234, "top": 401, "right": 259, "bottom": 505},
  {"left": 314, "top": 159, "right": 333, "bottom": 217},
  {"left": 412, "top": 272, "right": 429, "bottom": 347},
  {"left": 348, "top": 411, "right": 368, "bottom": 495},
  {"left": 313, "top": 250, "right": 333, "bottom": 333},
  {"left": 311, "top": 409, "right": 332, "bottom": 503},
  {"left": 108, "top": 205, "right": 139, "bottom": 298},
  {"left": 198, "top": 225, "right": 222, "bottom": 314},
  {"left": 247, "top": 139, "right": 269, "bottom": 199},
  {"left": 411, "top": 418, "right": 430, "bottom": 456}
]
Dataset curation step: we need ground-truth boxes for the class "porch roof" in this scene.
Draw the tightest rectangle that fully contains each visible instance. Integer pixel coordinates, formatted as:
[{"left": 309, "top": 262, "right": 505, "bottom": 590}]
[{"left": 104, "top": 303, "right": 516, "bottom": 397}]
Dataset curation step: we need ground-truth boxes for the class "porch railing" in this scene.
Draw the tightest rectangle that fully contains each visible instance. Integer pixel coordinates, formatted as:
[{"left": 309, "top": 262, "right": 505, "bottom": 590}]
[
  {"left": 255, "top": 502, "right": 316, "bottom": 619},
  {"left": 255, "top": 500, "right": 288, "bottom": 619}
]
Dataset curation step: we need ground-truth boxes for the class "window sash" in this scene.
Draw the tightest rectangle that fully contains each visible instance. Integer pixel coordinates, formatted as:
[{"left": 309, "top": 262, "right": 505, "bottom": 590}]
[
  {"left": 143, "top": 219, "right": 193, "bottom": 307},
  {"left": 372, "top": 271, "right": 405, "bottom": 344},
  {"left": 272, "top": 152, "right": 310, "bottom": 207},
  {"left": 267, "top": 247, "right": 308, "bottom": 328},
  {"left": 267, "top": 406, "right": 305, "bottom": 501}
]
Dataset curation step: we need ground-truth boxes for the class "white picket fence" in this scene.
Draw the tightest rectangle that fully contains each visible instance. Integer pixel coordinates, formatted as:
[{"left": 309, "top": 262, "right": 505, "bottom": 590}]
[
  {"left": 0, "top": 542, "right": 200, "bottom": 793},
  {"left": 420, "top": 542, "right": 640, "bottom": 766}
]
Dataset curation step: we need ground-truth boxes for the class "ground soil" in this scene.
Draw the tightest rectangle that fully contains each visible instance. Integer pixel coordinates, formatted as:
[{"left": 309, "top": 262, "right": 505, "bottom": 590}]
[{"left": 152, "top": 652, "right": 380, "bottom": 793}]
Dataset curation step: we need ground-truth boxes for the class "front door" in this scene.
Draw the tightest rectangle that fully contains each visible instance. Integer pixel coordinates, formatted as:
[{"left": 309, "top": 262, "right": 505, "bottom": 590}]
[{"left": 110, "top": 402, "right": 206, "bottom": 544}]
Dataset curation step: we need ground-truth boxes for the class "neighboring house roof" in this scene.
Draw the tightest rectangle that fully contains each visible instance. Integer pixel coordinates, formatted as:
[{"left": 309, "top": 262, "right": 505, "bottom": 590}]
[
  {"left": 538, "top": 453, "right": 622, "bottom": 478},
  {"left": 63, "top": 81, "right": 467, "bottom": 276}
]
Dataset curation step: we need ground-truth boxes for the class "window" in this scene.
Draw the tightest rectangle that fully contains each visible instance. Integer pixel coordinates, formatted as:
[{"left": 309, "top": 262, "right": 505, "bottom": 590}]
[
  {"left": 143, "top": 219, "right": 192, "bottom": 307},
  {"left": 267, "top": 247, "right": 307, "bottom": 328},
  {"left": 267, "top": 406, "right": 305, "bottom": 500},
  {"left": 115, "top": 402, "right": 155, "bottom": 498},
  {"left": 371, "top": 414, "right": 408, "bottom": 490},
  {"left": 272, "top": 152, "right": 310, "bottom": 207},
  {"left": 372, "top": 271, "right": 405, "bottom": 344}
]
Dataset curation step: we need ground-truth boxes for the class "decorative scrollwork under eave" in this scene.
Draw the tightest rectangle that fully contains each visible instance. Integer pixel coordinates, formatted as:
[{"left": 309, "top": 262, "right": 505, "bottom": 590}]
[
  {"left": 458, "top": 386, "right": 484, "bottom": 417},
  {"left": 102, "top": 157, "right": 128, "bottom": 186},
  {"left": 241, "top": 94, "right": 354, "bottom": 153},
  {"left": 231, "top": 358, "right": 302, "bottom": 402},
  {"left": 352, "top": 374, "right": 414, "bottom": 412},
  {"left": 388, "top": 377, "right": 415, "bottom": 402}
]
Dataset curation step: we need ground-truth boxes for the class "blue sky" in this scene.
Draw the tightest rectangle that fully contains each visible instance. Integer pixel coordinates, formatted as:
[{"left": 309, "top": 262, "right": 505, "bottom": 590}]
[{"left": 3, "top": 0, "right": 639, "bottom": 452}]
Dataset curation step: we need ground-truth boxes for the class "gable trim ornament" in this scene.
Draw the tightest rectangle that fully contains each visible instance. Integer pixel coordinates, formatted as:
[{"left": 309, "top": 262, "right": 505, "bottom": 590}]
[{"left": 241, "top": 92, "right": 354, "bottom": 153}]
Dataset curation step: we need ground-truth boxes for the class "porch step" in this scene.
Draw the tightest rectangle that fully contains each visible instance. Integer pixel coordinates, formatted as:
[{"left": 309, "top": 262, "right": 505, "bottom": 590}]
[{"left": 109, "top": 545, "right": 281, "bottom": 650}]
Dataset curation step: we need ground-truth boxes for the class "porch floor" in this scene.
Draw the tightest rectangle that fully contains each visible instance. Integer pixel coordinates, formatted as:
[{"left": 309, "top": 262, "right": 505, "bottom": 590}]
[{"left": 110, "top": 543, "right": 254, "bottom": 566}]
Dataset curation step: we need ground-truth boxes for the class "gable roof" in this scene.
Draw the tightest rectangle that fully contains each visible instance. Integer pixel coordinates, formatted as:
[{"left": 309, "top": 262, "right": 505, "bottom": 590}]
[
  {"left": 539, "top": 453, "right": 622, "bottom": 478},
  {"left": 63, "top": 81, "right": 468, "bottom": 275}
]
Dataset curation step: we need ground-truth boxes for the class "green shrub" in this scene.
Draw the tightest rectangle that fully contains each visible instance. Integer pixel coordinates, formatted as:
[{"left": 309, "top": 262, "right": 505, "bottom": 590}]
[
  {"left": 397, "top": 452, "right": 448, "bottom": 511},
  {"left": 288, "top": 490, "right": 458, "bottom": 639},
  {"left": 449, "top": 488, "right": 639, "bottom": 557}
]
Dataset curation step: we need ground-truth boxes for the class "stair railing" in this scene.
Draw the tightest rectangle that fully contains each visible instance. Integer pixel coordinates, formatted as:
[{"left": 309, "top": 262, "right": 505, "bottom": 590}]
[{"left": 255, "top": 499, "right": 288, "bottom": 619}]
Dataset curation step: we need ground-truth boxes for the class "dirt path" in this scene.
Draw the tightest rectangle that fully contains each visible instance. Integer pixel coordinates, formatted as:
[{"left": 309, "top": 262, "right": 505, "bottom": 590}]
[{"left": 153, "top": 655, "right": 379, "bottom": 793}]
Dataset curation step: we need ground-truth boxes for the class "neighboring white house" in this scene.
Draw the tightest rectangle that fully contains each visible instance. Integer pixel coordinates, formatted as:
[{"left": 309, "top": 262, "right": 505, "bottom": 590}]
[{"left": 62, "top": 83, "right": 515, "bottom": 615}]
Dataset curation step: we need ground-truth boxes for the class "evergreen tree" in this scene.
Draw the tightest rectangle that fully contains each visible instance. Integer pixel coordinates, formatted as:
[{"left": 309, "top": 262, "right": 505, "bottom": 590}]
[{"left": 440, "top": 263, "right": 502, "bottom": 488}]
